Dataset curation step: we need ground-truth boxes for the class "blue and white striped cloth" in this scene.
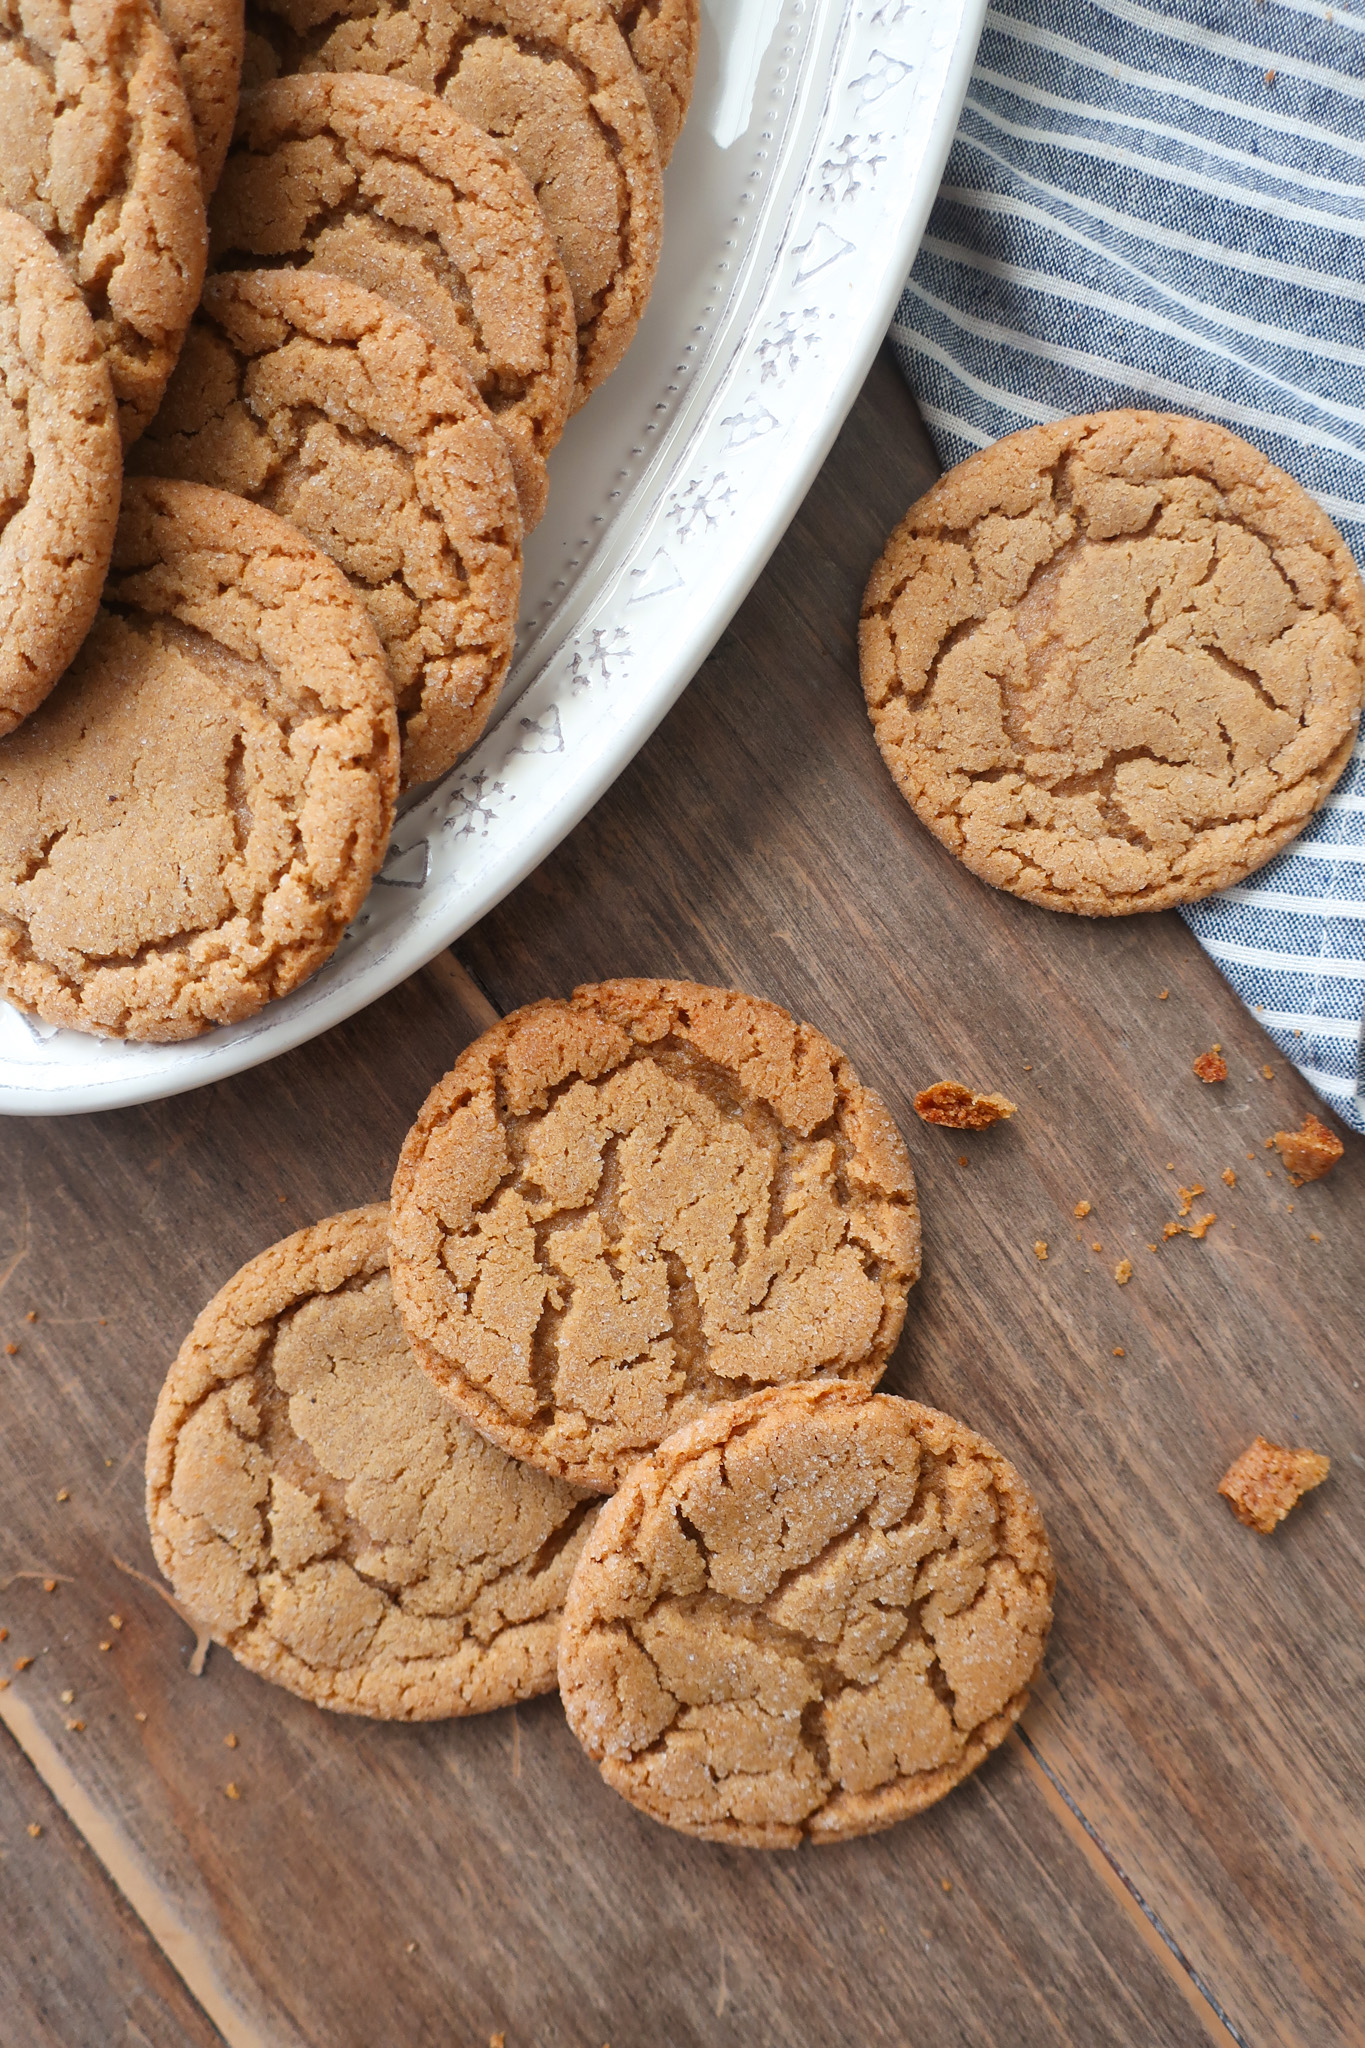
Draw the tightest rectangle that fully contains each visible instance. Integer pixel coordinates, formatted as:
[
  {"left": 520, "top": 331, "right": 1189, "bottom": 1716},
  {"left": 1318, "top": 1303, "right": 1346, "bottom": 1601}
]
[{"left": 892, "top": 0, "right": 1365, "bottom": 1133}]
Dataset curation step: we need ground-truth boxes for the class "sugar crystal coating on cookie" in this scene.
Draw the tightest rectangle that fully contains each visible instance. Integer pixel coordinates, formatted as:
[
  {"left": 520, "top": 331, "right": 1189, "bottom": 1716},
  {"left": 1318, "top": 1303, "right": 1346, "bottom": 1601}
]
[
  {"left": 0, "top": 208, "right": 121, "bottom": 736},
  {"left": 861, "top": 412, "right": 1365, "bottom": 915},
  {"left": 0, "top": 478, "right": 398, "bottom": 1042},
  {"left": 147, "top": 1205, "right": 597, "bottom": 1717},
  {"left": 240, "top": 0, "right": 663, "bottom": 402},
  {"left": 390, "top": 979, "right": 921, "bottom": 1493},
  {"left": 212, "top": 72, "right": 574, "bottom": 515},
  {"left": 155, "top": 0, "right": 246, "bottom": 191},
  {"left": 607, "top": 0, "right": 698, "bottom": 162},
  {"left": 0, "top": 0, "right": 208, "bottom": 444},
  {"left": 558, "top": 1382, "right": 1055, "bottom": 1846},
  {"left": 130, "top": 268, "right": 523, "bottom": 788}
]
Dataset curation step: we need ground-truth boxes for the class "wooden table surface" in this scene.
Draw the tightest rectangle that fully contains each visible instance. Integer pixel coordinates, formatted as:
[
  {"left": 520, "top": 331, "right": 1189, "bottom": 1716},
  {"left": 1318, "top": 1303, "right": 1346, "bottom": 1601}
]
[{"left": 1, "top": 351, "right": 1360, "bottom": 2048}]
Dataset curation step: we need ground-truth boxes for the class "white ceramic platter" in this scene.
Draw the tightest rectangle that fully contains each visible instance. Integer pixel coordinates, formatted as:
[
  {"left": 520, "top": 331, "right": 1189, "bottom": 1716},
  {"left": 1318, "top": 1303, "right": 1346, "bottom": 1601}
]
[{"left": 0, "top": 0, "right": 985, "bottom": 1115}]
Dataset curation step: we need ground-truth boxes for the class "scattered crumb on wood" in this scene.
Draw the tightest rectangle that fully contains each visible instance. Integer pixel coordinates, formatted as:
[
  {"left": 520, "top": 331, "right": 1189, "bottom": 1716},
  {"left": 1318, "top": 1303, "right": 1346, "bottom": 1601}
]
[
  {"left": 109, "top": 1616, "right": 123, "bottom": 1630},
  {"left": 1193, "top": 1045, "right": 1227, "bottom": 1083},
  {"left": 1112, "top": 1347, "right": 1125, "bottom": 1357},
  {"left": 1261, "top": 1065, "right": 1274, "bottom": 1080},
  {"left": 1090, "top": 1240, "right": 1102, "bottom": 1252},
  {"left": 1189, "top": 1213, "right": 1216, "bottom": 1239},
  {"left": 65, "top": 1719, "right": 84, "bottom": 1732},
  {"left": 1222, "top": 1168, "right": 1237, "bottom": 1187},
  {"left": 1115, "top": 1259, "right": 1132, "bottom": 1285},
  {"left": 1177, "top": 1184, "right": 1204, "bottom": 1217},
  {"left": 1158, "top": 989, "right": 1169, "bottom": 1000},
  {"left": 14, "top": 1656, "right": 33, "bottom": 1672},
  {"left": 914, "top": 1081, "right": 1017, "bottom": 1129},
  {"left": 1033, "top": 1241, "right": 1048, "bottom": 1261},
  {"left": 55, "top": 1489, "right": 68, "bottom": 1503},
  {"left": 1074, "top": 1200, "right": 1091, "bottom": 1219},
  {"left": 59, "top": 1689, "right": 74, "bottom": 1705},
  {"left": 1162, "top": 1221, "right": 1184, "bottom": 1240},
  {"left": 225, "top": 1732, "right": 239, "bottom": 1750},
  {"left": 1273, "top": 1114, "right": 1344, "bottom": 1185},
  {"left": 1218, "top": 1436, "right": 1328, "bottom": 1533},
  {"left": 225, "top": 1782, "right": 241, "bottom": 1800},
  {"left": 1310, "top": 1231, "right": 1323, "bottom": 1243},
  {"left": 26, "top": 1823, "right": 40, "bottom": 1838},
  {"left": 4, "top": 1343, "right": 17, "bottom": 1357}
]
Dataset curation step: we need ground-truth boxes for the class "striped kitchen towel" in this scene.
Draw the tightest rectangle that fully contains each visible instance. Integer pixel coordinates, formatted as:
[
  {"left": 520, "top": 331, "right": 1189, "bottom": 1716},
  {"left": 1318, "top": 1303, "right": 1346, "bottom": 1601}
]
[{"left": 891, "top": 0, "right": 1365, "bottom": 1134}]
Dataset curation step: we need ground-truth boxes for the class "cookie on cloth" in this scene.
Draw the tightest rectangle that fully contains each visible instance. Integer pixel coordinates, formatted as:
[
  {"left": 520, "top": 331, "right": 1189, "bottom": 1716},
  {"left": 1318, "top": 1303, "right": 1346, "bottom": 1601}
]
[
  {"left": 211, "top": 71, "right": 575, "bottom": 525},
  {"left": 558, "top": 1381, "right": 1055, "bottom": 1847},
  {"left": 0, "top": 478, "right": 397, "bottom": 1042},
  {"left": 130, "top": 268, "right": 522, "bottom": 789},
  {"left": 0, "top": 209, "right": 121, "bottom": 737},
  {"left": 390, "top": 978, "right": 921, "bottom": 1493},
  {"left": 240, "top": 0, "right": 663, "bottom": 403},
  {"left": 861, "top": 411, "right": 1365, "bottom": 915},
  {"left": 0, "top": 0, "right": 208, "bottom": 445},
  {"left": 147, "top": 1205, "right": 598, "bottom": 1718},
  {"left": 155, "top": 0, "right": 246, "bottom": 193}
]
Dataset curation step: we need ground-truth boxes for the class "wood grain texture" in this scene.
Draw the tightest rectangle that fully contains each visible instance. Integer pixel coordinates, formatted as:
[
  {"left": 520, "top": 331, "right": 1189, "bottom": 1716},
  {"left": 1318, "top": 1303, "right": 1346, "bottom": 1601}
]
[
  {"left": 0, "top": 353, "right": 1358, "bottom": 2047},
  {"left": 0, "top": 1725, "right": 222, "bottom": 2047}
]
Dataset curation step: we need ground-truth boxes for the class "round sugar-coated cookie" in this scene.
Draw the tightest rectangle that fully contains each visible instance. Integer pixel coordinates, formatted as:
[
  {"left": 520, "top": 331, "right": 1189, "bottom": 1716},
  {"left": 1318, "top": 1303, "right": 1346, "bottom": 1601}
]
[
  {"left": 0, "top": 209, "right": 121, "bottom": 737},
  {"left": 242, "top": 0, "right": 663, "bottom": 403},
  {"left": 130, "top": 269, "right": 523, "bottom": 789},
  {"left": 0, "top": 478, "right": 398, "bottom": 1042},
  {"left": 390, "top": 979, "right": 921, "bottom": 1494},
  {"left": 609, "top": 0, "right": 698, "bottom": 163},
  {"left": 0, "top": 0, "right": 208, "bottom": 445},
  {"left": 156, "top": 0, "right": 246, "bottom": 192},
  {"left": 559, "top": 1382, "right": 1056, "bottom": 1847},
  {"left": 861, "top": 411, "right": 1365, "bottom": 916},
  {"left": 212, "top": 73, "right": 574, "bottom": 522},
  {"left": 147, "top": 1205, "right": 599, "bottom": 1718}
]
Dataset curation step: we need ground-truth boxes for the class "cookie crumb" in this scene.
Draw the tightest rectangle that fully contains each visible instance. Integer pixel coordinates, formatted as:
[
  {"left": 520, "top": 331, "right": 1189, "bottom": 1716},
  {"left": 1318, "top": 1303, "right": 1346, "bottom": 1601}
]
[
  {"left": 42, "top": 1580, "right": 56, "bottom": 1594},
  {"left": 59, "top": 1689, "right": 74, "bottom": 1705},
  {"left": 0, "top": 1628, "right": 7, "bottom": 1642},
  {"left": 941, "top": 1878, "right": 954, "bottom": 1894},
  {"left": 65, "top": 1719, "right": 84, "bottom": 1733},
  {"left": 1193, "top": 1045, "right": 1227, "bottom": 1083},
  {"left": 1091, "top": 1240, "right": 1102, "bottom": 1251},
  {"left": 914, "top": 1081, "right": 1017, "bottom": 1129},
  {"left": 1162, "top": 1221, "right": 1185, "bottom": 1240},
  {"left": 0, "top": 1678, "right": 8, "bottom": 1690},
  {"left": 1074, "top": 1200, "right": 1091, "bottom": 1219},
  {"left": 1147, "top": 1243, "right": 1159, "bottom": 1253},
  {"left": 4, "top": 1344, "right": 17, "bottom": 1356},
  {"left": 224, "top": 1733, "right": 238, "bottom": 1750},
  {"left": 109, "top": 1616, "right": 123, "bottom": 1631},
  {"left": 1265, "top": 66, "right": 1277, "bottom": 83},
  {"left": 1189, "top": 1212, "right": 1217, "bottom": 1240},
  {"left": 1273, "top": 1114, "right": 1344, "bottom": 1185},
  {"left": 1166, "top": 1161, "right": 1176, "bottom": 1171},
  {"left": 1218, "top": 1437, "right": 1328, "bottom": 1533},
  {"left": 24, "top": 1310, "right": 35, "bottom": 1323},
  {"left": 134, "top": 1711, "right": 147, "bottom": 1723},
  {"left": 1115, "top": 1259, "right": 1132, "bottom": 1285},
  {"left": 1176, "top": 1184, "right": 1204, "bottom": 1216},
  {"left": 14, "top": 1656, "right": 33, "bottom": 1672},
  {"left": 1158, "top": 989, "right": 1169, "bottom": 1000},
  {"left": 491, "top": 2035, "right": 506, "bottom": 2048},
  {"left": 55, "top": 1490, "right": 69, "bottom": 1503},
  {"left": 405, "top": 1941, "right": 417, "bottom": 1954},
  {"left": 1309, "top": 1231, "right": 1323, "bottom": 1243},
  {"left": 99, "top": 1641, "right": 111, "bottom": 1652},
  {"left": 225, "top": 1782, "right": 241, "bottom": 1800},
  {"left": 26, "top": 1823, "right": 40, "bottom": 1839},
  {"left": 1261, "top": 1064, "right": 1274, "bottom": 1080},
  {"left": 1222, "top": 1168, "right": 1237, "bottom": 1187},
  {"left": 1033, "top": 1241, "right": 1048, "bottom": 1260}
]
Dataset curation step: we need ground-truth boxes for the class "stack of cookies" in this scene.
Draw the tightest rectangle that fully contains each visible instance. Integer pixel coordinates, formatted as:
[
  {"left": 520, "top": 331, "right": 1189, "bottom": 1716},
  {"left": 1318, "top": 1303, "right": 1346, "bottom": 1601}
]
[
  {"left": 145, "top": 979, "right": 1057, "bottom": 1847},
  {"left": 0, "top": 0, "right": 697, "bottom": 1043}
]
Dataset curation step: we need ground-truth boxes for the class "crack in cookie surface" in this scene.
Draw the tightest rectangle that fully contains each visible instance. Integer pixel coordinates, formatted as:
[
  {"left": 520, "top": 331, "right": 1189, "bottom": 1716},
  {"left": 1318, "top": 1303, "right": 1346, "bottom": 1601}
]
[
  {"left": 390, "top": 980, "right": 921, "bottom": 1491},
  {"left": 860, "top": 412, "right": 1365, "bottom": 915},
  {"left": 146, "top": 1204, "right": 597, "bottom": 1718},
  {"left": 558, "top": 1382, "right": 1055, "bottom": 1846}
]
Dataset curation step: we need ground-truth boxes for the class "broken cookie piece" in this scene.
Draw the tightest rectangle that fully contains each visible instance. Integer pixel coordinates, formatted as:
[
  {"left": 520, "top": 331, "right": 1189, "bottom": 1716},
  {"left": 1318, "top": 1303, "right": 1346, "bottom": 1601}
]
[
  {"left": 1273, "top": 1114, "right": 1345, "bottom": 1185},
  {"left": 1218, "top": 1436, "right": 1330, "bottom": 1534},
  {"left": 913, "top": 1082, "right": 1017, "bottom": 1130},
  {"left": 1193, "top": 1046, "right": 1228, "bottom": 1083}
]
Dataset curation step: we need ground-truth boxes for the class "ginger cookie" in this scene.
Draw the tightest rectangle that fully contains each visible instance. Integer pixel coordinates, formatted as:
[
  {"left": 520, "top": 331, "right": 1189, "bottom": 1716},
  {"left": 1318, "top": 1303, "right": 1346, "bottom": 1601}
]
[
  {"left": 156, "top": 0, "right": 246, "bottom": 193},
  {"left": 559, "top": 1381, "right": 1055, "bottom": 1847},
  {"left": 147, "top": 1205, "right": 598, "bottom": 1718},
  {"left": 0, "top": 0, "right": 208, "bottom": 445},
  {"left": 609, "top": 0, "right": 698, "bottom": 163},
  {"left": 0, "top": 477, "right": 398, "bottom": 1042},
  {"left": 0, "top": 209, "right": 121, "bottom": 737},
  {"left": 861, "top": 412, "right": 1365, "bottom": 916},
  {"left": 130, "top": 268, "right": 523, "bottom": 789},
  {"left": 241, "top": 0, "right": 663, "bottom": 403},
  {"left": 390, "top": 979, "right": 921, "bottom": 1494},
  {"left": 211, "top": 73, "right": 574, "bottom": 523}
]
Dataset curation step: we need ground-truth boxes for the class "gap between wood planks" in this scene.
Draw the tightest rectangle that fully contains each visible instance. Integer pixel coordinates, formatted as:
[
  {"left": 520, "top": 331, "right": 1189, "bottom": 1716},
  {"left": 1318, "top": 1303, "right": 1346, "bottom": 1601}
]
[{"left": 0, "top": 946, "right": 1249, "bottom": 2047}]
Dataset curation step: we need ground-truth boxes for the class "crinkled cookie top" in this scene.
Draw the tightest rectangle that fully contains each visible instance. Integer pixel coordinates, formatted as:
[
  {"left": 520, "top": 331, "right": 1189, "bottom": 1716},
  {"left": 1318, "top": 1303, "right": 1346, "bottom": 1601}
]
[
  {"left": 559, "top": 1382, "right": 1055, "bottom": 1847},
  {"left": 390, "top": 979, "right": 920, "bottom": 1493},
  {"left": 861, "top": 411, "right": 1365, "bottom": 915},
  {"left": 146, "top": 1204, "right": 597, "bottom": 1718}
]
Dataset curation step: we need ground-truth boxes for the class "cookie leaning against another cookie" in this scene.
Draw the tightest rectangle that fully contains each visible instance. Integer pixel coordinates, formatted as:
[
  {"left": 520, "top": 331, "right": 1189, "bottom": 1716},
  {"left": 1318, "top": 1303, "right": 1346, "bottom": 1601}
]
[
  {"left": 147, "top": 1205, "right": 599, "bottom": 1718},
  {"left": 861, "top": 411, "right": 1365, "bottom": 916},
  {"left": 0, "top": 478, "right": 398, "bottom": 1042},
  {"left": 608, "top": 0, "right": 699, "bottom": 163},
  {"left": 129, "top": 268, "right": 523, "bottom": 789},
  {"left": 390, "top": 978, "right": 921, "bottom": 1493},
  {"left": 559, "top": 1382, "right": 1056, "bottom": 1847},
  {"left": 0, "top": 210, "right": 122, "bottom": 737},
  {"left": 212, "top": 72, "right": 575, "bottom": 526},
  {"left": 0, "top": 0, "right": 208, "bottom": 445},
  {"left": 156, "top": 0, "right": 246, "bottom": 193},
  {"left": 242, "top": 0, "right": 663, "bottom": 404}
]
